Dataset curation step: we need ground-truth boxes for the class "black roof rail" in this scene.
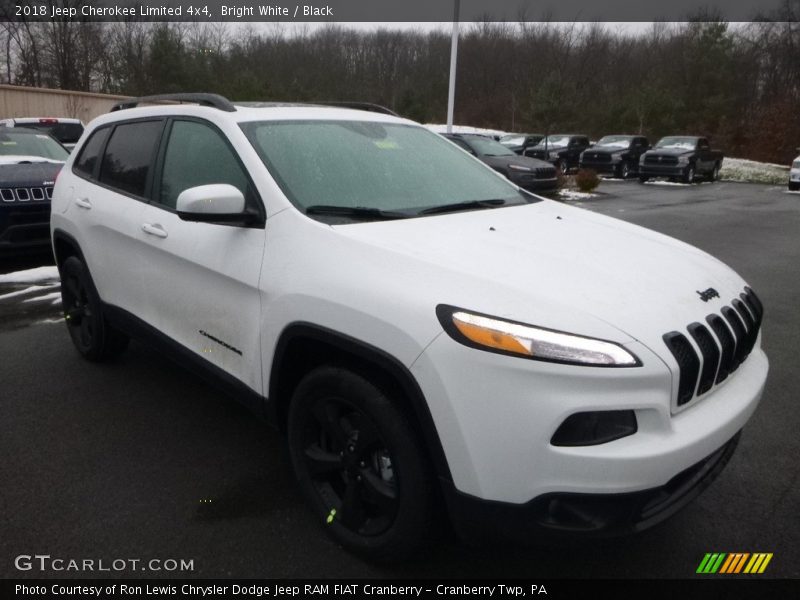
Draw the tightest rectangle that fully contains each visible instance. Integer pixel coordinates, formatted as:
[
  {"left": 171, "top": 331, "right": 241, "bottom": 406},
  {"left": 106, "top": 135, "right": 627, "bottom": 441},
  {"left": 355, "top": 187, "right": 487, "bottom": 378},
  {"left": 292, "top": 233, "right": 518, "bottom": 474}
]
[
  {"left": 312, "top": 101, "right": 399, "bottom": 117},
  {"left": 111, "top": 93, "right": 236, "bottom": 113}
]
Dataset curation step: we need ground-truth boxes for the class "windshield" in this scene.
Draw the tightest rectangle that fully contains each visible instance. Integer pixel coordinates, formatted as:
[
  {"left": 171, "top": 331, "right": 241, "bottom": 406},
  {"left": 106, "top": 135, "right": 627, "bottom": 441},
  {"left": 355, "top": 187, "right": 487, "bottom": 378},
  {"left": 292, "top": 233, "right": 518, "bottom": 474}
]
[
  {"left": 464, "top": 136, "right": 516, "bottom": 157},
  {"left": 655, "top": 137, "right": 697, "bottom": 150},
  {"left": 595, "top": 136, "right": 632, "bottom": 149},
  {"left": 499, "top": 135, "right": 525, "bottom": 146},
  {"left": 0, "top": 130, "right": 69, "bottom": 160},
  {"left": 539, "top": 135, "right": 570, "bottom": 148},
  {"left": 22, "top": 122, "right": 84, "bottom": 144},
  {"left": 241, "top": 121, "right": 529, "bottom": 218}
]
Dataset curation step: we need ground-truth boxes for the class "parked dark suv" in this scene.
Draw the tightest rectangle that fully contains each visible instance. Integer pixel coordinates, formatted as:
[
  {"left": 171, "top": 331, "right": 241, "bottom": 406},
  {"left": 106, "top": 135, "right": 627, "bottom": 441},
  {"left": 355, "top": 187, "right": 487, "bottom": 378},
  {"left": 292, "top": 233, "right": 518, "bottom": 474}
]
[
  {"left": 0, "top": 128, "right": 67, "bottom": 253},
  {"left": 579, "top": 135, "right": 650, "bottom": 179},
  {"left": 639, "top": 136, "right": 724, "bottom": 183},
  {"left": 443, "top": 133, "right": 558, "bottom": 191},
  {"left": 498, "top": 133, "right": 544, "bottom": 155},
  {"left": 524, "top": 135, "right": 591, "bottom": 174}
]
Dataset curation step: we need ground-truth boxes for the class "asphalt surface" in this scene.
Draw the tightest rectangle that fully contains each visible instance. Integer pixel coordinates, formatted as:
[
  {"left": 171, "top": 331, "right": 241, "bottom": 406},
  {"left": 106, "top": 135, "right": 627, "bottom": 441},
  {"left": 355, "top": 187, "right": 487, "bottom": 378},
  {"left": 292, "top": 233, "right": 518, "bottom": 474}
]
[{"left": 1, "top": 180, "right": 798, "bottom": 579}]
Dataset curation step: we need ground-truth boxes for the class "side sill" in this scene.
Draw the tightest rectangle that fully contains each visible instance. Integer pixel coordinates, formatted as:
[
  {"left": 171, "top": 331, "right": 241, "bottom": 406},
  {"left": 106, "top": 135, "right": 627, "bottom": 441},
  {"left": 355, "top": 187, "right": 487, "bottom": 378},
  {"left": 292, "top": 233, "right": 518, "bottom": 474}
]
[{"left": 101, "top": 303, "right": 271, "bottom": 424}]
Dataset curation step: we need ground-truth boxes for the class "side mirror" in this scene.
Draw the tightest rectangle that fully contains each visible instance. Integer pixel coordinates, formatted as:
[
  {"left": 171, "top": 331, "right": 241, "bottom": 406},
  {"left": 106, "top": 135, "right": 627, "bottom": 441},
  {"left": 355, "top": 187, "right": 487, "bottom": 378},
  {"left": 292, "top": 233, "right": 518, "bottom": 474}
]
[{"left": 176, "top": 184, "right": 253, "bottom": 224}]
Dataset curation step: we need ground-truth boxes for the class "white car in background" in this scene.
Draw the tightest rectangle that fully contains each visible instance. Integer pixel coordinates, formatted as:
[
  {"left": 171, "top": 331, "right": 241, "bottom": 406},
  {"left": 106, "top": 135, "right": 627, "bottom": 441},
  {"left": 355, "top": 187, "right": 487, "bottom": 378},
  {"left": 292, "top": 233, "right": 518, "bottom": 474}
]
[
  {"left": 1, "top": 117, "right": 84, "bottom": 151},
  {"left": 789, "top": 155, "right": 800, "bottom": 191}
]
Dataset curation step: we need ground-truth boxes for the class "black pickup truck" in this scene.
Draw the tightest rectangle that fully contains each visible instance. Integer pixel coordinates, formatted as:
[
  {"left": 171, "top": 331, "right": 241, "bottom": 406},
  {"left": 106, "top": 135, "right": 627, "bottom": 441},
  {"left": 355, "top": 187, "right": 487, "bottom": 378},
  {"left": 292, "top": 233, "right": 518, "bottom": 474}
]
[
  {"left": 524, "top": 134, "right": 591, "bottom": 174},
  {"left": 638, "top": 136, "right": 723, "bottom": 183},
  {"left": 579, "top": 135, "right": 650, "bottom": 179}
]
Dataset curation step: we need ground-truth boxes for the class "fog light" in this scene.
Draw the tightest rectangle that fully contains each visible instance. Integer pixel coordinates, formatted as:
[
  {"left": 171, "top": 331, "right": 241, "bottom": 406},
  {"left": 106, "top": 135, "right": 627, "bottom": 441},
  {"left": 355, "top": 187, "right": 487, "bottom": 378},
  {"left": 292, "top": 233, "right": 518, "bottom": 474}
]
[{"left": 551, "top": 410, "right": 637, "bottom": 446}]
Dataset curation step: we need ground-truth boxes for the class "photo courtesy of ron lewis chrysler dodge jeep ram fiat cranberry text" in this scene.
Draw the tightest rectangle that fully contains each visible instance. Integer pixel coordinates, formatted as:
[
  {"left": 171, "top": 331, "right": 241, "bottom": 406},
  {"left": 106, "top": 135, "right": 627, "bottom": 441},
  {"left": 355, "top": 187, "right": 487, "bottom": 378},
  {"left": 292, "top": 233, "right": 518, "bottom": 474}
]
[{"left": 50, "top": 94, "right": 768, "bottom": 561}]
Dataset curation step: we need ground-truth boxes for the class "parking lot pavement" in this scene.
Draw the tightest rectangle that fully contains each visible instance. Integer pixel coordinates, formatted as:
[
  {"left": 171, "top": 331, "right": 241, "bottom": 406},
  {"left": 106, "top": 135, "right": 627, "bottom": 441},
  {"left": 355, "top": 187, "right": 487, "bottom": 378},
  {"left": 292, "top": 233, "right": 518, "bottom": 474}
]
[{"left": 1, "top": 180, "right": 798, "bottom": 578}]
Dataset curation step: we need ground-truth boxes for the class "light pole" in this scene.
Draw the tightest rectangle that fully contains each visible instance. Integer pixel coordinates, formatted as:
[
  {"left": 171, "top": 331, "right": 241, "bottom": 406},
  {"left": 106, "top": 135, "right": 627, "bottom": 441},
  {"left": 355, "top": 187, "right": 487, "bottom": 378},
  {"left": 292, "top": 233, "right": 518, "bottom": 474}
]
[{"left": 446, "top": 0, "right": 460, "bottom": 134}]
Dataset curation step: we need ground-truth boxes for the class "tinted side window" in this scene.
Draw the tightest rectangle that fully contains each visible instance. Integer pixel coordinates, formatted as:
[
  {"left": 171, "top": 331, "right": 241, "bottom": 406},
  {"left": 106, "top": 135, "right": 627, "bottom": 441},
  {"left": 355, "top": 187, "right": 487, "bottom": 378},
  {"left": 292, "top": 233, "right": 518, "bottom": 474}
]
[
  {"left": 99, "top": 121, "right": 163, "bottom": 197},
  {"left": 158, "top": 120, "right": 251, "bottom": 210},
  {"left": 74, "top": 127, "right": 110, "bottom": 178},
  {"left": 449, "top": 138, "right": 473, "bottom": 153}
]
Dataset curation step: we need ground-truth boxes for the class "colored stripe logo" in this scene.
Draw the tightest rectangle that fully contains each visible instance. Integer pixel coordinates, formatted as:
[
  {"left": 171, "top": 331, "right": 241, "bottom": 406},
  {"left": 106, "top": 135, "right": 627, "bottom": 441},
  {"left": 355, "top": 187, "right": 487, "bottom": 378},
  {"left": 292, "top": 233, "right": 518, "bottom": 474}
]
[{"left": 697, "top": 553, "right": 773, "bottom": 574}]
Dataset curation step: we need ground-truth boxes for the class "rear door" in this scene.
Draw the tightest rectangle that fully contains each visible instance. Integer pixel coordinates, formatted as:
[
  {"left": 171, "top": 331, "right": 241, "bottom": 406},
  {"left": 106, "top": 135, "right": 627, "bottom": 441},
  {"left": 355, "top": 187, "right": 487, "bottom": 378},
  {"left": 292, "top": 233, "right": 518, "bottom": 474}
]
[
  {"left": 136, "top": 118, "right": 266, "bottom": 391},
  {"left": 70, "top": 119, "right": 164, "bottom": 314}
]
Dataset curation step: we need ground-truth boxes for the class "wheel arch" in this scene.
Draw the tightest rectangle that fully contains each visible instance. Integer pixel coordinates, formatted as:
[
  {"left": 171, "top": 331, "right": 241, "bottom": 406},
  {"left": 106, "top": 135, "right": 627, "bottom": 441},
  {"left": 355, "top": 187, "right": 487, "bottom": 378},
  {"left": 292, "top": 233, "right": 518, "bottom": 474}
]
[
  {"left": 269, "top": 322, "right": 453, "bottom": 484},
  {"left": 52, "top": 229, "right": 85, "bottom": 268}
]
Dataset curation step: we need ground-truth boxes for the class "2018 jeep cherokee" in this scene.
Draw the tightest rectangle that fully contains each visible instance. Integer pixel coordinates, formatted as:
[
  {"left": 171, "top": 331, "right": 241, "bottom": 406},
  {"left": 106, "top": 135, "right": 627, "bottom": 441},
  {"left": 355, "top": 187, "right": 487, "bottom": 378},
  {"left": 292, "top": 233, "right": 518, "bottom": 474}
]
[{"left": 51, "top": 94, "right": 768, "bottom": 561}]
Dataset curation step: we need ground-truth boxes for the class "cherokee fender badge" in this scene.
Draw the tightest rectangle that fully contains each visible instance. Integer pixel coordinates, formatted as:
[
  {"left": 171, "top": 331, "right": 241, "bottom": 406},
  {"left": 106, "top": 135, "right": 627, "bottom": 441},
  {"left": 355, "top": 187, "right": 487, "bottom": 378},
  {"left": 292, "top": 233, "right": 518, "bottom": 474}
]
[{"left": 697, "top": 288, "right": 720, "bottom": 302}]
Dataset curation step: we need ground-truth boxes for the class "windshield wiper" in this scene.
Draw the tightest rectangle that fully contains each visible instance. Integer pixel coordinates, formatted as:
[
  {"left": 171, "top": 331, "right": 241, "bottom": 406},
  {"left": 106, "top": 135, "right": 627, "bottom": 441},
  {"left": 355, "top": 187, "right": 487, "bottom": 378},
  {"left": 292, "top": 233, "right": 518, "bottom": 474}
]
[
  {"left": 305, "top": 205, "right": 409, "bottom": 220},
  {"left": 418, "top": 198, "right": 508, "bottom": 215}
]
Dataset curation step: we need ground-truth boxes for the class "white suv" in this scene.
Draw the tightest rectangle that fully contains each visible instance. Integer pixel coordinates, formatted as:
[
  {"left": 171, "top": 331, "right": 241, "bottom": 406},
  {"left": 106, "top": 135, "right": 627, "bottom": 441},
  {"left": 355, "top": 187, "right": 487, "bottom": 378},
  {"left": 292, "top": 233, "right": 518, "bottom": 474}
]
[
  {"left": 790, "top": 155, "right": 800, "bottom": 191},
  {"left": 51, "top": 94, "right": 768, "bottom": 560}
]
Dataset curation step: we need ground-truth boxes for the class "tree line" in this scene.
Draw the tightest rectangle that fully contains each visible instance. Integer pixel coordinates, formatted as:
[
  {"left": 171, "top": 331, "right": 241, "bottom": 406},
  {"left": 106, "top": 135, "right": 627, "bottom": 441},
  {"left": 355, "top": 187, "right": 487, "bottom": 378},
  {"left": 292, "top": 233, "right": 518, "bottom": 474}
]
[{"left": 2, "top": 1, "right": 800, "bottom": 163}]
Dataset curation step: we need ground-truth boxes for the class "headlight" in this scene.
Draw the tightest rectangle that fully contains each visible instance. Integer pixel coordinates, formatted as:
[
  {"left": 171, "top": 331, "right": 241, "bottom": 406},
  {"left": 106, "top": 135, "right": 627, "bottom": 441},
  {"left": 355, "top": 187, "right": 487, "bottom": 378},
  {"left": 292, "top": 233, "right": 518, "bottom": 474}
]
[
  {"left": 436, "top": 305, "right": 641, "bottom": 367},
  {"left": 677, "top": 155, "right": 690, "bottom": 165},
  {"left": 548, "top": 152, "right": 559, "bottom": 160},
  {"left": 508, "top": 164, "right": 532, "bottom": 172}
]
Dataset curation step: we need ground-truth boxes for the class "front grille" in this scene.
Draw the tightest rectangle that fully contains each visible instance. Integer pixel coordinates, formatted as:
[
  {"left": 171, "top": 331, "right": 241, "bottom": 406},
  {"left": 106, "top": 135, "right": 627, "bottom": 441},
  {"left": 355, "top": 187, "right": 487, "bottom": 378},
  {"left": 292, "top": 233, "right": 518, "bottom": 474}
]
[
  {"left": 0, "top": 186, "right": 53, "bottom": 202},
  {"left": 645, "top": 155, "right": 678, "bottom": 165},
  {"left": 534, "top": 167, "right": 556, "bottom": 179},
  {"left": 663, "top": 288, "right": 763, "bottom": 408},
  {"left": 583, "top": 153, "right": 612, "bottom": 163}
]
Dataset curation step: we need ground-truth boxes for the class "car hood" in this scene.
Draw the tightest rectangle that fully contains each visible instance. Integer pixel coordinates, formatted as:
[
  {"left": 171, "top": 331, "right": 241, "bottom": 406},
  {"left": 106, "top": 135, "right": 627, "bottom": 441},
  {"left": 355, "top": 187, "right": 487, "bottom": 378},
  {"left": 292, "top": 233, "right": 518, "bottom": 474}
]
[
  {"left": 332, "top": 200, "right": 748, "bottom": 356},
  {"left": 0, "top": 161, "right": 62, "bottom": 187},
  {"left": 645, "top": 148, "right": 694, "bottom": 157},
  {"left": 481, "top": 154, "right": 554, "bottom": 170},
  {"left": 584, "top": 146, "right": 630, "bottom": 155},
  {"left": 0, "top": 155, "right": 64, "bottom": 165}
]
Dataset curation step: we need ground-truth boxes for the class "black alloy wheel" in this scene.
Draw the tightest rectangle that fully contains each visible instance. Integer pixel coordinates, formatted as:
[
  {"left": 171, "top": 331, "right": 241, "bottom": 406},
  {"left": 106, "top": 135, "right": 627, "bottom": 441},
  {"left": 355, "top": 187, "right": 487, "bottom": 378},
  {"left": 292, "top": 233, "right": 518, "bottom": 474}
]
[
  {"left": 288, "top": 366, "right": 434, "bottom": 561},
  {"left": 59, "top": 256, "right": 129, "bottom": 361}
]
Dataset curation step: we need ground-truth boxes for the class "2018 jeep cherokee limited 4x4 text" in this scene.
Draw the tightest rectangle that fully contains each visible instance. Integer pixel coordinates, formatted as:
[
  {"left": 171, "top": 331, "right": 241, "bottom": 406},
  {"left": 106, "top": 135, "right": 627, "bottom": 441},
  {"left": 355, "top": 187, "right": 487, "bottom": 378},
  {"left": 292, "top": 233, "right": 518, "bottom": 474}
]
[{"left": 50, "top": 94, "right": 768, "bottom": 561}]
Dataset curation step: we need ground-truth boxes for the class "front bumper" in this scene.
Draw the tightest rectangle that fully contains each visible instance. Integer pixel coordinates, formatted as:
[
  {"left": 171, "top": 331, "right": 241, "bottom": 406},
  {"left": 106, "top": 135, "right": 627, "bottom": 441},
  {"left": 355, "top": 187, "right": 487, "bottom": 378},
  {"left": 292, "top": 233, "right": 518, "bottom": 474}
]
[
  {"left": 445, "top": 431, "right": 740, "bottom": 540},
  {"left": 639, "top": 164, "right": 688, "bottom": 178},
  {"left": 0, "top": 203, "right": 52, "bottom": 252},
  {"left": 508, "top": 172, "right": 558, "bottom": 191},
  {"left": 579, "top": 160, "right": 618, "bottom": 175},
  {"left": 412, "top": 333, "right": 767, "bottom": 504}
]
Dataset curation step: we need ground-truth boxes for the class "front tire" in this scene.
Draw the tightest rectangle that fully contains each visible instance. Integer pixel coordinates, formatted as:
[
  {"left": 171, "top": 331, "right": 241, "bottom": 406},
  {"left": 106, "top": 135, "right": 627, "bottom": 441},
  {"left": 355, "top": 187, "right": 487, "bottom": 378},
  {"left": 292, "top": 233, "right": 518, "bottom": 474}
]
[
  {"left": 790, "top": 182, "right": 800, "bottom": 191},
  {"left": 683, "top": 165, "right": 696, "bottom": 184},
  {"left": 287, "top": 366, "right": 434, "bottom": 562},
  {"left": 59, "top": 256, "right": 129, "bottom": 361},
  {"left": 617, "top": 162, "right": 631, "bottom": 179}
]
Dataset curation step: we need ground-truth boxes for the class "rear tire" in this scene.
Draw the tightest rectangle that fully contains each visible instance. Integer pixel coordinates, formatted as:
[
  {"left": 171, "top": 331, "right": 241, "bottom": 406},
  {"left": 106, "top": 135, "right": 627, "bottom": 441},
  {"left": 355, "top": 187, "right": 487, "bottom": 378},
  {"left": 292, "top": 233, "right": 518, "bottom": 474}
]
[
  {"left": 287, "top": 366, "right": 435, "bottom": 562},
  {"left": 638, "top": 175, "right": 650, "bottom": 183},
  {"left": 59, "top": 256, "right": 129, "bottom": 361},
  {"left": 708, "top": 163, "right": 720, "bottom": 182},
  {"left": 788, "top": 182, "right": 799, "bottom": 191}
]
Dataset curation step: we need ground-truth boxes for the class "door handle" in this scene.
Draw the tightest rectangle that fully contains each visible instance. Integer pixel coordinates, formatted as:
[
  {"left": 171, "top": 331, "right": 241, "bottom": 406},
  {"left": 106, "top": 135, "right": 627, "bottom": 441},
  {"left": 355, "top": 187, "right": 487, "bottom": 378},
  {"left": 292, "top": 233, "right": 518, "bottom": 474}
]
[
  {"left": 75, "top": 197, "right": 92, "bottom": 210},
  {"left": 141, "top": 223, "right": 168, "bottom": 239}
]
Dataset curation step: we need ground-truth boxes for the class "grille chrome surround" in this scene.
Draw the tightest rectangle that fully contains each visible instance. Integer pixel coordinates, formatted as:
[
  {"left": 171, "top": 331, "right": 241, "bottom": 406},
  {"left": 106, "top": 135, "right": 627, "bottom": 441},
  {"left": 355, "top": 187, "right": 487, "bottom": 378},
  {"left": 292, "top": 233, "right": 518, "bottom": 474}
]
[
  {"left": 0, "top": 186, "right": 54, "bottom": 202},
  {"left": 664, "top": 288, "right": 763, "bottom": 409}
]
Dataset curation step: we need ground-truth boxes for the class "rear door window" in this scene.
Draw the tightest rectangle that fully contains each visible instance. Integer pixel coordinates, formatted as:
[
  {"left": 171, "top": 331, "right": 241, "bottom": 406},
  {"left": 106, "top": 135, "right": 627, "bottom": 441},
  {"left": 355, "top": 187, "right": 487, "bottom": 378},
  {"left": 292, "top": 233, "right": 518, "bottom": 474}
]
[
  {"left": 74, "top": 127, "right": 110, "bottom": 178},
  {"left": 99, "top": 121, "right": 163, "bottom": 198}
]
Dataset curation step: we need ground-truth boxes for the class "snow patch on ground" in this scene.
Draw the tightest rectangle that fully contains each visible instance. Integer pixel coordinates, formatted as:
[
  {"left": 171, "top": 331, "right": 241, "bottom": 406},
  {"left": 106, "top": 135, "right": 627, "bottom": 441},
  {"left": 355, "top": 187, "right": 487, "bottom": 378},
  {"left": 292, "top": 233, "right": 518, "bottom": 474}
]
[
  {"left": 721, "top": 158, "right": 790, "bottom": 185},
  {"left": 0, "top": 285, "right": 45, "bottom": 301},
  {"left": 559, "top": 189, "right": 598, "bottom": 200},
  {"left": 0, "top": 266, "right": 59, "bottom": 284},
  {"left": 21, "top": 291, "right": 62, "bottom": 304}
]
